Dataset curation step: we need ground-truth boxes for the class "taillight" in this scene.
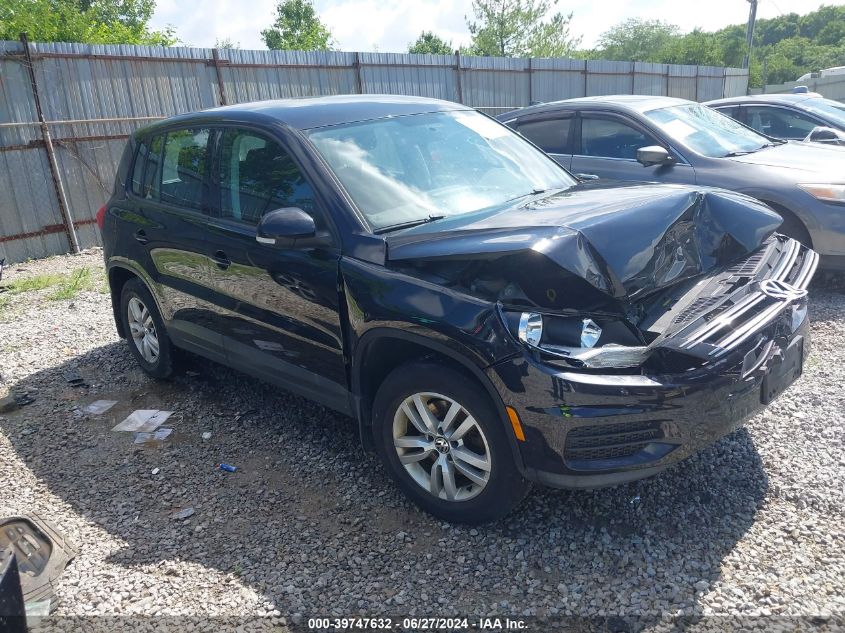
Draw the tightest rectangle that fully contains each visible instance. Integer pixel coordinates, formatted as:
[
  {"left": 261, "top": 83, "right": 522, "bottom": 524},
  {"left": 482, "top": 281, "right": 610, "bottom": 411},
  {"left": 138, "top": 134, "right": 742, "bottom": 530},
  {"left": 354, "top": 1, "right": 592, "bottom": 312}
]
[{"left": 96, "top": 205, "right": 106, "bottom": 230}]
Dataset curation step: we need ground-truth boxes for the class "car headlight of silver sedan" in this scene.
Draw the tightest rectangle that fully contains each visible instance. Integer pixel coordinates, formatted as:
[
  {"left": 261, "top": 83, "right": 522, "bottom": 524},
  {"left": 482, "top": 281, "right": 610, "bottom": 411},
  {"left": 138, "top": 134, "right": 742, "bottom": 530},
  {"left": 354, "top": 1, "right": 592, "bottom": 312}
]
[{"left": 798, "top": 183, "right": 845, "bottom": 203}]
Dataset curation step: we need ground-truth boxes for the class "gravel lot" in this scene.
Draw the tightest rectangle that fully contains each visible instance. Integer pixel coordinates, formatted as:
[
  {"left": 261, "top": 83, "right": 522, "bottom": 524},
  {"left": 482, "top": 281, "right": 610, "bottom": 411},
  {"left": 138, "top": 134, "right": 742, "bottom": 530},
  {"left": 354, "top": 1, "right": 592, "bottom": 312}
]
[{"left": 1, "top": 249, "right": 844, "bottom": 631}]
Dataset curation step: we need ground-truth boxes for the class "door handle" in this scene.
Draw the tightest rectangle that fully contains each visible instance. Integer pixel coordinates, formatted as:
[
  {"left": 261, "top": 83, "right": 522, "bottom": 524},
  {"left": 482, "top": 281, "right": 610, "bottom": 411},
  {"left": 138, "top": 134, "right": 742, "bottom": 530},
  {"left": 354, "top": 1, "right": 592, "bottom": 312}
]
[
  {"left": 211, "top": 250, "right": 231, "bottom": 270},
  {"left": 576, "top": 173, "right": 600, "bottom": 180},
  {"left": 134, "top": 230, "right": 149, "bottom": 244}
]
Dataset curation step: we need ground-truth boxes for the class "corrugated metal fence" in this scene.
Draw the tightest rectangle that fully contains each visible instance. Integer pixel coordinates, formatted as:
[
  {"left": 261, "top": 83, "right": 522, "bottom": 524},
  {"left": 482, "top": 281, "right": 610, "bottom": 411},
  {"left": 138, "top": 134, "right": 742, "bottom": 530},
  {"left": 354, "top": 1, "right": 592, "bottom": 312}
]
[{"left": 0, "top": 38, "right": 749, "bottom": 263}]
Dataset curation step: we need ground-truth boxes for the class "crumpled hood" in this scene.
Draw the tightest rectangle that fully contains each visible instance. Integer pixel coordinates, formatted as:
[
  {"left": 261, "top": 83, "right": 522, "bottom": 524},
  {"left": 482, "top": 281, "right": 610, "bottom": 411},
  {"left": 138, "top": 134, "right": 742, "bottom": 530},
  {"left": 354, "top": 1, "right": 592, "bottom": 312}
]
[
  {"left": 385, "top": 182, "right": 782, "bottom": 306},
  {"left": 727, "top": 140, "right": 845, "bottom": 179}
]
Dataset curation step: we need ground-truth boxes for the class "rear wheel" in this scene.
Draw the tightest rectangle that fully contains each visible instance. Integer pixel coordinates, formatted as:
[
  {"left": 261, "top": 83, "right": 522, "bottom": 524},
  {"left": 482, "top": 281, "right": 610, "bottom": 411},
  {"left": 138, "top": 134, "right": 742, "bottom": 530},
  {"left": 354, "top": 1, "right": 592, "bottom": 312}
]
[
  {"left": 372, "top": 363, "right": 530, "bottom": 523},
  {"left": 119, "top": 278, "right": 175, "bottom": 379}
]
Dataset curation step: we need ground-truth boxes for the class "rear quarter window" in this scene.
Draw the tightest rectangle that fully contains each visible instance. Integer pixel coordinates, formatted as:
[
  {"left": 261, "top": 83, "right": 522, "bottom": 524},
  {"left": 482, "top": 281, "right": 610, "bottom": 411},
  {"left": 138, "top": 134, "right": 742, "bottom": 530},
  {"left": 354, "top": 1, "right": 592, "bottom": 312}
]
[{"left": 130, "top": 135, "right": 164, "bottom": 200}]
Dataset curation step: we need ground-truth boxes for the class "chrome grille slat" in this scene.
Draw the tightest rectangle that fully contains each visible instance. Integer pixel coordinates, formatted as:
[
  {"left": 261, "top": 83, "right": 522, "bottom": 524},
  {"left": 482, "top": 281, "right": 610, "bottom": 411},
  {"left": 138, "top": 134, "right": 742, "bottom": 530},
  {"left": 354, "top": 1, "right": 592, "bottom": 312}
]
[
  {"left": 771, "top": 239, "right": 800, "bottom": 281},
  {"left": 677, "top": 238, "right": 815, "bottom": 356}
]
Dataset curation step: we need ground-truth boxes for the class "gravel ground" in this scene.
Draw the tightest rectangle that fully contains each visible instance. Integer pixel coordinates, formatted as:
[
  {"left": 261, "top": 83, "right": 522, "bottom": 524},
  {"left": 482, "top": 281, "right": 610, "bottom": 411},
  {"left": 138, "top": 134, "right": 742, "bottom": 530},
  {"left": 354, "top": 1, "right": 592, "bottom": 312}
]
[{"left": 1, "top": 249, "right": 844, "bottom": 631}]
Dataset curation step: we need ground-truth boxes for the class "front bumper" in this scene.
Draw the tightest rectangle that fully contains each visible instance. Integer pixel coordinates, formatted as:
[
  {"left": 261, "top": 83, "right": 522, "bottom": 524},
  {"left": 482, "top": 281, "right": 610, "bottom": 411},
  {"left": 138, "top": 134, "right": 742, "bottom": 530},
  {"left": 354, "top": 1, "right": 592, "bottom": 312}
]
[{"left": 488, "top": 237, "right": 817, "bottom": 489}]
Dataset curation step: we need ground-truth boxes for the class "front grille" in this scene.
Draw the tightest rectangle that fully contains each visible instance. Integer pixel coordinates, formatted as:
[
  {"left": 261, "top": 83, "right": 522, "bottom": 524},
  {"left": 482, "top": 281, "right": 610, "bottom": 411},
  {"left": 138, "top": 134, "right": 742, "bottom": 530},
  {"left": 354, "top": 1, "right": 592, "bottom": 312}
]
[
  {"left": 672, "top": 296, "right": 721, "bottom": 325},
  {"left": 677, "top": 237, "right": 818, "bottom": 357},
  {"left": 564, "top": 420, "right": 664, "bottom": 462}
]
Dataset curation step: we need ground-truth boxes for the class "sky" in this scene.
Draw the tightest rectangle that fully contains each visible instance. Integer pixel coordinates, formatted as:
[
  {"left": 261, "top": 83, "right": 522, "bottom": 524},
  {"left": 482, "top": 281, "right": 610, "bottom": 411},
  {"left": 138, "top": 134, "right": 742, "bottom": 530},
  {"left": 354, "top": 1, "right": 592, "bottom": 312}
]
[{"left": 149, "top": 0, "right": 845, "bottom": 52}]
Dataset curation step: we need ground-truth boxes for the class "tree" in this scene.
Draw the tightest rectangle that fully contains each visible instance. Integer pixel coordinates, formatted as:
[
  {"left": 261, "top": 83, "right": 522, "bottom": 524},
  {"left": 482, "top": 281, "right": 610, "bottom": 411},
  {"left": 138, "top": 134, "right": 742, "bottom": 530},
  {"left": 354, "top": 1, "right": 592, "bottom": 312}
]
[
  {"left": 261, "top": 0, "right": 334, "bottom": 51},
  {"left": 408, "top": 31, "right": 452, "bottom": 55},
  {"left": 0, "top": 0, "right": 176, "bottom": 45},
  {"left": 215, "top": 37, "right": 240, "bottom": 49},
  {"left": 465, "top": 0, "right": 581, "bottom": 58},
  {"left": 594, "top": 19, "right": 679, "bottom": 63}
]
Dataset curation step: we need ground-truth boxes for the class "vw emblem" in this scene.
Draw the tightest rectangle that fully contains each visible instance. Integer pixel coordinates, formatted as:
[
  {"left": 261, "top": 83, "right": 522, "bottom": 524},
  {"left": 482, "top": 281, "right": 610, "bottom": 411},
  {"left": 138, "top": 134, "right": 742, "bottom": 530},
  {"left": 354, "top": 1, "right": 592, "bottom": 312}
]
[
  {"left": 759, "top": 279, "right": 808, "bottom": 302},
  {"left": 434, "top": 437, "right": 450, "bottom": 454}
]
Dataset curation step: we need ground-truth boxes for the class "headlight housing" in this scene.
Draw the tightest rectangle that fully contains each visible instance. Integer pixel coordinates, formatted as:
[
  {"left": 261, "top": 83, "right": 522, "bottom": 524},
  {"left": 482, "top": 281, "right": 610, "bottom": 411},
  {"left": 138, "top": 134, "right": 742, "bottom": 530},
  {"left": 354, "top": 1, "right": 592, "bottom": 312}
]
[
  {"left": 503, "top": 310, "right": 650, "bottom": 369},
  {"left": 798, "top": 183, "right": 845, "bottom": 203}
]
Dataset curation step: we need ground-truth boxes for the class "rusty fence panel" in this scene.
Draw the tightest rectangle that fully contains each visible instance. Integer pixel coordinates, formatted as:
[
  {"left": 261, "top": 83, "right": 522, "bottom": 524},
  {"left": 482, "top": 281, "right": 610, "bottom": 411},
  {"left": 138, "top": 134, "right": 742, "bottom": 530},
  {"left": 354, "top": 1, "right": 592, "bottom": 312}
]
[{"left": 0, "top": 39, "right": 748, "bottom": 262}]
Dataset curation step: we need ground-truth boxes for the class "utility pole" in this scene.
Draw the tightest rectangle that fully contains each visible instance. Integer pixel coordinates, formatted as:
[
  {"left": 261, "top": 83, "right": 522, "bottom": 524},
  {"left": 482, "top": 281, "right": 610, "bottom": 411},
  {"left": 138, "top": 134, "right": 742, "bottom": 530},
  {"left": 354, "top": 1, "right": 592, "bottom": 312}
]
[{"left": 742, "top": 0, "right": 759, "bottom": 69}]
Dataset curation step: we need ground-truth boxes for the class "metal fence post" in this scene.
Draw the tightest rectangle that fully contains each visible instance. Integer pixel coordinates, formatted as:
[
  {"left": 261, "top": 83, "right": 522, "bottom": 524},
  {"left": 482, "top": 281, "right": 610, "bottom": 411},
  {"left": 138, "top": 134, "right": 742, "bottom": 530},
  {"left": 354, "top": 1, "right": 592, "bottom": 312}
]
[
  {"left": 354, "top": 52, "right": 364, "bottom": 94},
  {"left": 455, "top": 51, "right": 463, "bottom": 104},
  {"left": 527, "top": 57, "right": 532, "bottom": 104},
  {"left": 583, "top": 60, "right": 588, "bottom": 96},
  {"left": 20, "top": 33, "right": 79, "bottom": 254},
  {"left": 211, "top": 48, "right": 228, "bottom": 106}
]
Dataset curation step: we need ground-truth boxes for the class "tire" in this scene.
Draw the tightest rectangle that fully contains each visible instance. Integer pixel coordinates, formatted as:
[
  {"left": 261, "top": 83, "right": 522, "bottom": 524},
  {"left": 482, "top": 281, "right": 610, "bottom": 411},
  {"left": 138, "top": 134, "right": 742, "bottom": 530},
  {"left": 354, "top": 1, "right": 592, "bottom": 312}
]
[
  {"left": 119, "top": 278, "right": 175, "bottom": 380},
  {"left": 372, "top": 362, "right": 531, "bottom": 524}
]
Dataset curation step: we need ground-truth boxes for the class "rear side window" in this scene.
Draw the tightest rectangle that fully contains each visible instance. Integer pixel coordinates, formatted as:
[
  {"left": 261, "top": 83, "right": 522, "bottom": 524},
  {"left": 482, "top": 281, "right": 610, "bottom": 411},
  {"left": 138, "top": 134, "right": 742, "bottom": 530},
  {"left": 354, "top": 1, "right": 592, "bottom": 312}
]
[
  {"left": 130, "top": 135, "right": 163, "bottom": 200},
  {"left": 216, "top": 129, "right": 317, "bottom": 224},
  {"left": 517, "top": 118, "right": 572, "bottom": 154},
  {"left": 159, "top": 128, "right": 211, "bottom": 211},
  {"left": 580, "top": 116, "right": 657, "bottom": 159}
]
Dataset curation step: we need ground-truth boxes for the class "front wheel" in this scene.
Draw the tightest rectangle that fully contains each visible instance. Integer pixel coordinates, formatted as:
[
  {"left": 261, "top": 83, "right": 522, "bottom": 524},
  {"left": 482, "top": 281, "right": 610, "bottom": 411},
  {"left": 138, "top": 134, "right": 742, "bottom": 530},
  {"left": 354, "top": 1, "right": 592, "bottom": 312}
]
[{"left": 372, "top": 363, "right": 530, "bottom": 523}]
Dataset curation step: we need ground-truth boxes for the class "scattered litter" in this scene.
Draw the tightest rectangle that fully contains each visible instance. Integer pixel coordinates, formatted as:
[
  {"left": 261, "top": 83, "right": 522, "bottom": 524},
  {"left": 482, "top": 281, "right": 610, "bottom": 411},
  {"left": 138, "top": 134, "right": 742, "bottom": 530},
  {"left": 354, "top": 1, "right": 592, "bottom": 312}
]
[
  {"left": 133, "top": 428, "right": 173, "bottom": 444},
  {"left": 630, "top": 495, "right": 641, "bottom": 507},
  {"left": 0, "top": 257, "right": 5, "bottom": 282},
  {"left": 170, "top": 507, "right": 194, "bottom": 520},
  {"left": 219, "top": 463, "right": 237, "bottom": 473},
  {"left": 151, "top": 467, "right": 160, "bottom": 475},
  {"left": 202, "top": 431, "right": 212, "bottom": 441},
  {"left": 82, "top": 400, "right": 117, "bottom": 415},
  {"left": 63, "top": 369, "right": 88, "bottom": 388},
  {"left": 0, "top": 393, "right": 34, "bottom": 413},
  {"left": 112, "top": 409, "right": 173, "bottom": 433},
  {"left": 186, "top": 370, "right": 201, "bottom": 377}
]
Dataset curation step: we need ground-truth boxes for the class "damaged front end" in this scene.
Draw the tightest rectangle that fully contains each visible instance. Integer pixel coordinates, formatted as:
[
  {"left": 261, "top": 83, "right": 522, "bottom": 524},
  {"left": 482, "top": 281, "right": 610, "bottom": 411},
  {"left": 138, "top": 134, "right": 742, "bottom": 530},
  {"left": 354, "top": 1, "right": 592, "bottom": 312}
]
[{"left": 383, "top": 185, "right": 818, "bottom": 485}]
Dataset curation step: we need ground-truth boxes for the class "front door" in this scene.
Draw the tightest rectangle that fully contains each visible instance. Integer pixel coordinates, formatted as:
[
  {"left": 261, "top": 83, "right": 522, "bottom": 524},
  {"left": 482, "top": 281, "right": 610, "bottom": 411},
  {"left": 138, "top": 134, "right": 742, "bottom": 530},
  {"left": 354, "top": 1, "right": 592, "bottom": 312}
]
[
  {"left": 570, "top": 113, "right": 696, "bottom": 184},
  {"left": 203, "top": 127, "right": 348, "bottom": 412}
]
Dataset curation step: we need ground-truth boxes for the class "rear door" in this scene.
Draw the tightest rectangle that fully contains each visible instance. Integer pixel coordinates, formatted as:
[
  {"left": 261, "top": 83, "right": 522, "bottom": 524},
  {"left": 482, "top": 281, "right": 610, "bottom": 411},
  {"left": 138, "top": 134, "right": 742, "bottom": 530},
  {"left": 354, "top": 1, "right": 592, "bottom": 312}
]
[
  {"left": 571, "top": 112, "right": 696, "bottom": 184},
  {"left": 202, "top": 126, "right": 348, "bottom": 412},
  {"left": 513, "top": 113, "right": 574, "bottom": 169},
  {"left": 122, "top": 127, "right": 225, "bottom": 362}
]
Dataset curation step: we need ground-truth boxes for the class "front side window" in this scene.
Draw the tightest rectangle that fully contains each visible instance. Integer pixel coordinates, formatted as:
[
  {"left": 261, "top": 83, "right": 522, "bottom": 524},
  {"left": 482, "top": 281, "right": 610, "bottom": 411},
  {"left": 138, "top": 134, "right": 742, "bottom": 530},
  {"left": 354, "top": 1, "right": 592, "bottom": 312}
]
[
  {"left": 579, "top": 117, "right": 657, "bottom": 159},
  {"left": 646, "top": 104, "right": 771, "bottom": 158},
  {"left": 306, "top": 110, "right": 576, "bottom": 231},
  {"left": 217, "top": 129, "right": 316, "bottom": 224},
  {"left": 160, "top": 128, "right": 211, "bottom": 211},
  {"left": 517, "top": 117, "right": 572, "bottom": 154},
  {"left": 745, "top": 106, "right": 820, "bottom": 140}
]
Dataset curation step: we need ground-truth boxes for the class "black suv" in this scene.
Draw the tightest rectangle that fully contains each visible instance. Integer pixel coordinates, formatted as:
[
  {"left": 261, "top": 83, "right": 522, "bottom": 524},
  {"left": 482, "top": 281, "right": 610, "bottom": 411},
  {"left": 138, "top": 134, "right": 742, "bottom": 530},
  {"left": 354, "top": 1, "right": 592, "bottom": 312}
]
[{"left": 100, "top": 95, "right": 817, "bottom": 523}]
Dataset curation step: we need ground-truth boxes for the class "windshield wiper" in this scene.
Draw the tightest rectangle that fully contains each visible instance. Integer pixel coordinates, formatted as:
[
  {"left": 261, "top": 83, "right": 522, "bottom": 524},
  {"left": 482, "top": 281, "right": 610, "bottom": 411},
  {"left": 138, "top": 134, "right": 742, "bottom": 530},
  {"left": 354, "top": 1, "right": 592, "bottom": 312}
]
[
  {"left": 724, "top": 141, "right": 784, "bottom": 157},
  {"left": 374, "top": 214, "right": 446, "bottom": 234}
]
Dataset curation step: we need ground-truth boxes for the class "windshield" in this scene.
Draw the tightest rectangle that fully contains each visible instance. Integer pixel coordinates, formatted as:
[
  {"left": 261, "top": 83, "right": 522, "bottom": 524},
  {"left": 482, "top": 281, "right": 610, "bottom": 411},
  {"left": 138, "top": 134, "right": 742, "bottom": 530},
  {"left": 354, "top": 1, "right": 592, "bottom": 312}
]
[
  {"left": 803, "top": 98, "right": 845, "bottom": 129},
  {"left": 306, "top": 110, "right": 576, "bottom": 231},
  {"left": 646, "top": 103, "right": 771, "bottom": 158}
]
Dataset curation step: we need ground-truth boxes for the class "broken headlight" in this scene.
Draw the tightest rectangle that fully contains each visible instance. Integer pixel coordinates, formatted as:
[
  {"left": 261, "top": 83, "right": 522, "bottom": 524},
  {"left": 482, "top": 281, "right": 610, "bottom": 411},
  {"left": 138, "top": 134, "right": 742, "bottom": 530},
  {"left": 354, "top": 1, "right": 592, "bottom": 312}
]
[{"left": 504, "top": 310, "right": 650, "bottom": 368}]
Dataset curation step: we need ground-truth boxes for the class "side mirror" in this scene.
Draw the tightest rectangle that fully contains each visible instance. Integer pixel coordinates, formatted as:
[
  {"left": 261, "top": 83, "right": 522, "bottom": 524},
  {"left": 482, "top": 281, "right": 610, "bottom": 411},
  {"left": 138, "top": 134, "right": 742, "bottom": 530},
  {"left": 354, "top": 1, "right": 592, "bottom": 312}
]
[
  {"left": 805, "top": 126, "right": 845, "bottom": 146},
  {"left": 256, "top": 208, "right": 331, "bottom": 248},
  {"left": 637, "top": 146, "right": 675, "bottom": 167}
]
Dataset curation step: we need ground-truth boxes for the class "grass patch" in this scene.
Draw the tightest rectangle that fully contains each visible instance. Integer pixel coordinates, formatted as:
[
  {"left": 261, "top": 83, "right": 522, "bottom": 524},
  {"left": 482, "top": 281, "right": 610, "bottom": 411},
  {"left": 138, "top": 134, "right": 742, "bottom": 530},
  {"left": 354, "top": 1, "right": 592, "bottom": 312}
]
[
  {"left": 3, "top": 273, "right": 65, "bottom": 294},
  {"left": 47, "top": 268, "right": 95, "bottom": 301}
]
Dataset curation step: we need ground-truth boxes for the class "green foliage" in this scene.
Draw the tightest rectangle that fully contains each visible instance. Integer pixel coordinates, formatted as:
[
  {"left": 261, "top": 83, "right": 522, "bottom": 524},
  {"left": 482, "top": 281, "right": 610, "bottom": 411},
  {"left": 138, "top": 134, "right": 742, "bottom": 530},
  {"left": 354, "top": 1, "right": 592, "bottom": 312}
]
[
  {"left": 261, "top": 0, "right": 334, "bottom": 51},
  {"left": 215, "top": 37, "right": 240, "bottom": 50},
  {"left": 408, "top": 31, "right": 452, "bottom": 55},
  {"left": 465, "top": 0, "right": 581, "bottom": 58},
  {"left": 0, "top": 0, "right": 177, "bottom": 45},
  {"left": 594, "top": 19, "right": 679, "bottom": 63},
  {"left": 590, "top": 5, "right": 845, "bottom": 87}
]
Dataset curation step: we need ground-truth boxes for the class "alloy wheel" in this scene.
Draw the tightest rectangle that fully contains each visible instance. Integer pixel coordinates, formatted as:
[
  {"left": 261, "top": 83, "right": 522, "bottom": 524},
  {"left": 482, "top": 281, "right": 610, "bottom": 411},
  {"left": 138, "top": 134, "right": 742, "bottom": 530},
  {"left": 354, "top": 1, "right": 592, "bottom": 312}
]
[
  {"left": 392, "top": 392, "right": 492, "bottom": 501},
  {"left": 127, "top": 296, "right": 160, "bottom": 364}
]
